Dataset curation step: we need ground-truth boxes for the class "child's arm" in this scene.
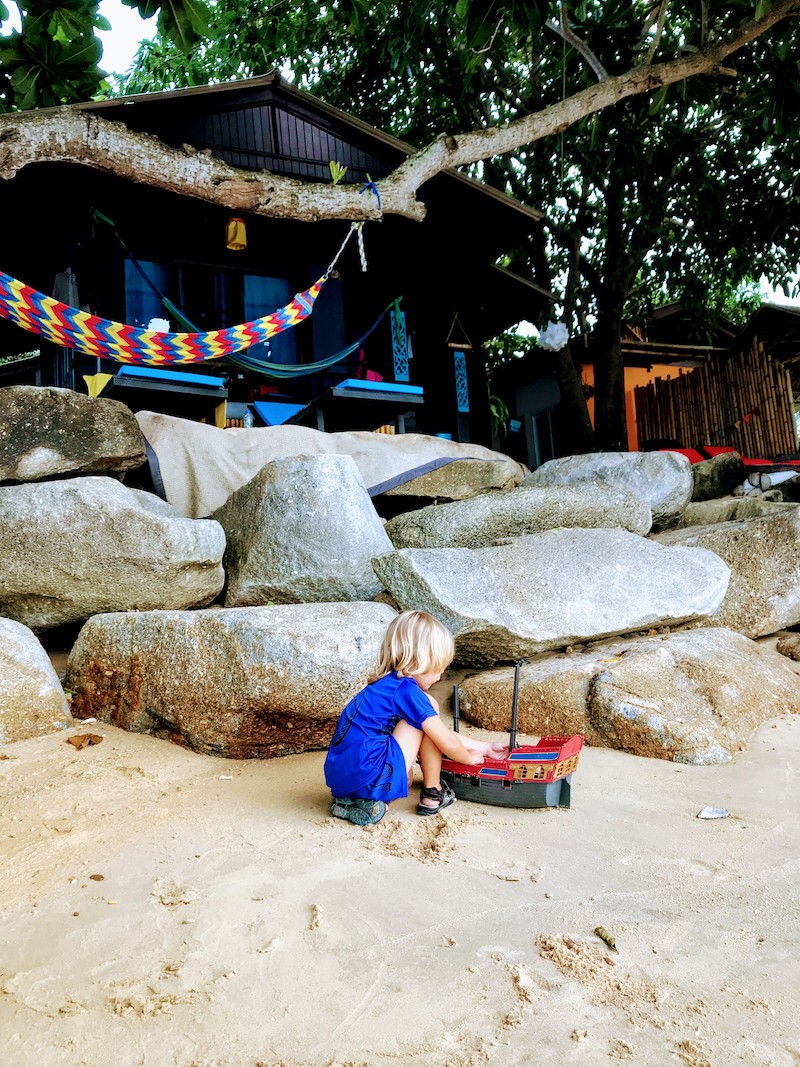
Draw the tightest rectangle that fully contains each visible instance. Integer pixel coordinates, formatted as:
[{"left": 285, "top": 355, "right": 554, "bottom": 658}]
[{"left": 422, "top": 712, "right": 489, "bottom": 766}]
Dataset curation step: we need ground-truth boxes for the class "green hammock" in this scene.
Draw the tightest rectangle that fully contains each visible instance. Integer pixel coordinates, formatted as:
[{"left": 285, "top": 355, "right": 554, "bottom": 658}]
[{"left": 226, "top": 303, "right": 394, "bottom": 379}]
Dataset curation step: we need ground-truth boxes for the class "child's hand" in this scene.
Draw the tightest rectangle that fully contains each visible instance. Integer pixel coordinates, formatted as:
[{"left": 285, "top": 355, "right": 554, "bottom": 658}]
[
  {"left": 466, "top": 751, "right": 486, "bottom": 766},
  {"left": 459, "top": 738, "right": 509, "bottom": 762}
]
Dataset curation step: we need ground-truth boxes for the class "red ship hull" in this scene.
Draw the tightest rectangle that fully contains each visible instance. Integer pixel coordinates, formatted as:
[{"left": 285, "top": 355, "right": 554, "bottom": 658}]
[{"left": 441, "top": 736, "right": 584, "bottom": 809}]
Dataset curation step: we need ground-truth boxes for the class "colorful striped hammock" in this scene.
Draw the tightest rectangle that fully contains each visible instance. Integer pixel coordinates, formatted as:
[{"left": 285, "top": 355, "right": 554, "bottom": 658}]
[{"left": 0, "top": 268, "right": 326, "bottom": 366}]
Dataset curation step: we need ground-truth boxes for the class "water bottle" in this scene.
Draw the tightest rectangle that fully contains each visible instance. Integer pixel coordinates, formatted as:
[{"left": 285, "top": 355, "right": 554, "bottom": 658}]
[{"left": 243, "top": 408, "right": 254, "bottom": 428}]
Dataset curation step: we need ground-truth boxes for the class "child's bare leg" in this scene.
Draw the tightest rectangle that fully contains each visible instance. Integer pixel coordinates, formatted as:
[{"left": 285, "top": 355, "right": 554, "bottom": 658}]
[
  {"left": 392, "top": 723, "right": 445, "bottom": 808},
  {"left": 393, "top": 720, "right": 424, "bottom": 775},
  {"left": 417, "top": 735, "right": 445, "bottom": 807}
]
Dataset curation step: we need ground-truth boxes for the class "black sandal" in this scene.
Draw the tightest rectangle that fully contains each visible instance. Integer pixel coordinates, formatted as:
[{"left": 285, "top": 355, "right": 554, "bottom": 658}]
[{"left": 417, "top": 782, "right": 456, "bottom": 816}]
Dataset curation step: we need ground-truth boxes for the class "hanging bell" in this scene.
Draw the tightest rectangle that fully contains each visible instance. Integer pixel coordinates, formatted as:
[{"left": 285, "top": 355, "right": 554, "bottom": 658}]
[{"left": 226, "top": 217, "right": 247, "bottom": 251}]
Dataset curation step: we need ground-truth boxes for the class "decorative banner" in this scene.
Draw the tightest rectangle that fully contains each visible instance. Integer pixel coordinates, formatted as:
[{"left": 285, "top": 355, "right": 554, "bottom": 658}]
[
  {"left": 82, "top": 373, "right": 113, "bottom": 398},
  {"left": 390, "top": 302, "right": 409, "bottom": 382},
  {"left": 712, "top": 408, "right": 759, "bottom": 439},
  {"left": 453, "top": 349, "right": 470, "bottom": 413},
  {"left": 0, "top": 269, "right": 326, "bottom": 366}
]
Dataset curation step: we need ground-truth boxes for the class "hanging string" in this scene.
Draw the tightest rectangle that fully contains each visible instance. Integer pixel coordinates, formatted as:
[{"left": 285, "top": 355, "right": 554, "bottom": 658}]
[
  {"left": 324, "top": 223, "right": 358, "bottom": 277},
  {"left": 355, "top": 222, "right": 368, "bottom": 272}
]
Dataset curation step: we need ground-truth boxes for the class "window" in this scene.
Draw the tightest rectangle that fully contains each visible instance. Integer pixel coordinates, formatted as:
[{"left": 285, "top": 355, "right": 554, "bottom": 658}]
[
  {"left": 124, "top": 260, "right": 169, "bottom": 329},
  {"left": 243, "top": 274, "right": 297, "bottom": 366},
  {"left": 123, "top": 259, "right": 334, "bottom": 370}
]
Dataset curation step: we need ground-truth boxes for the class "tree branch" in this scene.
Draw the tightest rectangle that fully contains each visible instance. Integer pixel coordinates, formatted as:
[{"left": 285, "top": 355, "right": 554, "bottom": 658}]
[
  {"left": 386, "top": 0, "right": 800, "bottom": 199},
  {"left": 643, "top": 0, "right": 671, "bottom": 64},
  {"left": 0, "top": 108, "right": 405, "bottom": 220},
  {"left": 0, "top": 0, "right": 796, "bottom": 224},
  {"left": 546, "top": 4, "right": 609, "bottom": 81}
]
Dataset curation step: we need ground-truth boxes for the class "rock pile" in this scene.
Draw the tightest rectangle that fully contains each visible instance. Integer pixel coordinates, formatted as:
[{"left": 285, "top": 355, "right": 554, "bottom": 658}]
[{"left": 2, "top": 388, "right": 798, "bottom": 765}]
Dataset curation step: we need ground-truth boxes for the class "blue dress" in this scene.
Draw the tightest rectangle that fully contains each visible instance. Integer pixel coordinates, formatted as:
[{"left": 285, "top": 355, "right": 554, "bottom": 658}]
[{"left": 324, "top": 672, "right": 437, "bottom": 802}]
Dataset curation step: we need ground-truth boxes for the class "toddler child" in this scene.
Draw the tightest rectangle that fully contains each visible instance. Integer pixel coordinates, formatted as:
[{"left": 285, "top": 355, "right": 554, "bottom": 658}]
[{"left": 324, "top": 610, "right": 508, "bottom": 826}]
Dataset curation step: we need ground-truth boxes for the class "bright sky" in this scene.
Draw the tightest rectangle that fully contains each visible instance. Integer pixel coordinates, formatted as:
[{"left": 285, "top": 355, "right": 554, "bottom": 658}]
[
  {"left": 97, "top": 0, "right": 158, "bottom": 78},
  {"left": 1, "top": 0, "right": 157, "bottom": 79}
]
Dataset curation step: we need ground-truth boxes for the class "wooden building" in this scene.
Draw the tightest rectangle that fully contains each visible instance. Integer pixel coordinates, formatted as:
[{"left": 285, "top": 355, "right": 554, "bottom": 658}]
[
  {"left": 633, "top": 304, "right": 800, "bottom": 458},
  {"left": 0, "top": 74, "right": 552, "bottom": 443}
]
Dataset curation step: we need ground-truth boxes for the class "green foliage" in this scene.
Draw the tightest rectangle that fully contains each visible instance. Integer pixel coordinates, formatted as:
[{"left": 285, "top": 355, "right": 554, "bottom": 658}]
[
  {"left": 329, "top": 161, "right": 348, "bottom": 185},
  {"left": 0, "top": 0, "right": 107, "bottom": 109},
  {"left": 122, "top": 0, "right": 273, "bottom": 92},
  {"left": 155, "top": 0, "right": 210, "bottom": 53},
  {"left": 0, "top": 0, "right": 211, "bottom": 109},
  {"left": 483, "top": 329, "right": 539, "bottom": 375},
  {"left": 488, "top": 391, "right": 510, "bottom": 439}
]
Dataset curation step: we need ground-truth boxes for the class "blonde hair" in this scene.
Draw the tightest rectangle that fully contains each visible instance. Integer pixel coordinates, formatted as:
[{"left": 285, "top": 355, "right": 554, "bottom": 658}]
[{"left": 370, "top": 610, "right": 455, "bottom": 683}]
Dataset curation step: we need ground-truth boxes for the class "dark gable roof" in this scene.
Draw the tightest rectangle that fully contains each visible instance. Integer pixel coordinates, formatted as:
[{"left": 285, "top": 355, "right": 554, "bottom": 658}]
[
  {"left": 78, "top": 75, "right": 552, "bottom": 329},
  {"left": 80, "top": 73, "right": 544, "bottom": 230}
]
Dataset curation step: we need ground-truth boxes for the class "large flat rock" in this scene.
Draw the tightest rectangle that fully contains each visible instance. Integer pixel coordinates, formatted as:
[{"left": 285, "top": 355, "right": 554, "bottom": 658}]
[
  {"left": 373, "top": 528, "right": 729, "bottom": 665},
  {"left": 383, "top": 456, "right": 524, "bottom": 501},
  {"left": 385, "top": 483, "right": 652, "bottom": 549},
  {"left": 66, "top": 602, "right": 396, "bottom": 758},
  {"left": 458, "top": 628, "right": 800, "bottom": 763},
  {"left": 679, "top": 498, "right": 797, "bottom": 527},
  {"left": 0, "top": 477, "right": 225, "bottom": 630},
  {"left": 0, "top": 385, "right": 145, "bottom": 482}
]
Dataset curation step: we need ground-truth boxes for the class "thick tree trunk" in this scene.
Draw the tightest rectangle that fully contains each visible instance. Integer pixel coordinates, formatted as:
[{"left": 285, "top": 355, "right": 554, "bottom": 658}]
[
  {"left": 552, "top": 345, "right": 596, "bottom": 453},
  {"left": 592, "top": 296, "right": 628, "bottom": 451}
]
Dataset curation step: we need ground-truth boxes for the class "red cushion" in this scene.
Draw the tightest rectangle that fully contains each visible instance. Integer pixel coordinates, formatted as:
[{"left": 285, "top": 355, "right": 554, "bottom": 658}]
[{"left": 698, "top": 445, "right": 736, "bottom": 458}]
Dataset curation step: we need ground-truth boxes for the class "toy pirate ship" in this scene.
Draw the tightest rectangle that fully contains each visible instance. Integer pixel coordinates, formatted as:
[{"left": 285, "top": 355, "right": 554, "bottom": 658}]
[{"left": 441, "top": 661, "right": 584, "bottom": 809}]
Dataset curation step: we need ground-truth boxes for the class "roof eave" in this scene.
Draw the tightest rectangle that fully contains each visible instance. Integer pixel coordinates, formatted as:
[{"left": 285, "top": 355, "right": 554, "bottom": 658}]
[{"left": 77, "top": 73, "right": 544, "bottom": 226}]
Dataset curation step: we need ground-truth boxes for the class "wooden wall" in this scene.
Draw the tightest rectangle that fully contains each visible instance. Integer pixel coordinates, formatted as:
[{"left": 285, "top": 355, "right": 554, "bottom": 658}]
[{"left": 634, "top": 337, "right": 797, "bottom": 457}]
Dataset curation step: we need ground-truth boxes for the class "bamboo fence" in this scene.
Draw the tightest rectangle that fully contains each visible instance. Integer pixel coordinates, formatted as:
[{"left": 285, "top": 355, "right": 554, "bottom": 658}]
[{"left": 634, "top": 336, "right": 798, "bottom": 457}]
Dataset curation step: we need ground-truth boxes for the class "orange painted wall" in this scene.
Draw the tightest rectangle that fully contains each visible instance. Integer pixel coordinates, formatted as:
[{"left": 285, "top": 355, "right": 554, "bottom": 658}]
[{"left": 581, "top": 364, "right": 686, "bottom": 450}]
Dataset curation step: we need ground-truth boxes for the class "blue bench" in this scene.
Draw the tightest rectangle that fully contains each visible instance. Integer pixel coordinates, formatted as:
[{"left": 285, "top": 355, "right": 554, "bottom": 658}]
[{"left": 115, "top": 365, "right": 226, "bottom": 389}]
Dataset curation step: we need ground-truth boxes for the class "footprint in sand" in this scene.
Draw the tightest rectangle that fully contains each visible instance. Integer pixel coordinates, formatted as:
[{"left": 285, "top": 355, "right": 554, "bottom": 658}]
[
  {"left": 364, "top": 813, "right": 458, "bottom": 863},
  {"left": 151, "top": 878, "right": 197, "bottom": 907}
]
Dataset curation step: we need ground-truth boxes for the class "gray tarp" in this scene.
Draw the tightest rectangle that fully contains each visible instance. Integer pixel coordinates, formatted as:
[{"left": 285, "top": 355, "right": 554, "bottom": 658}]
[{"left": 135, "top": 411, "right": 526, "bottom": 518}]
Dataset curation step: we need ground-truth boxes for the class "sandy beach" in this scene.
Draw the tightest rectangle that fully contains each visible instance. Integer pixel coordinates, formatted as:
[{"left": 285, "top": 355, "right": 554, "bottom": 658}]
[{"left": 1, "top": 678, "right": 798, "bottom": 1067}]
